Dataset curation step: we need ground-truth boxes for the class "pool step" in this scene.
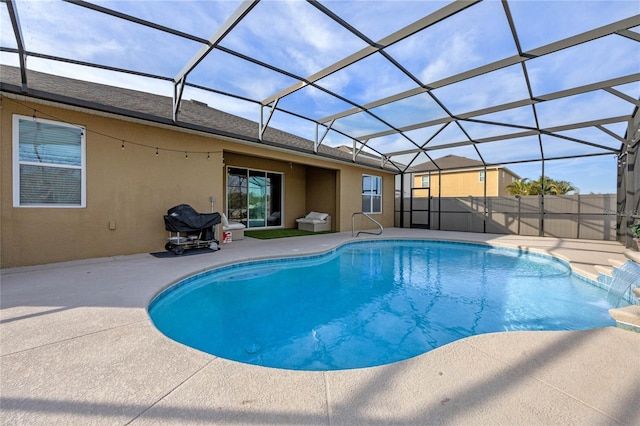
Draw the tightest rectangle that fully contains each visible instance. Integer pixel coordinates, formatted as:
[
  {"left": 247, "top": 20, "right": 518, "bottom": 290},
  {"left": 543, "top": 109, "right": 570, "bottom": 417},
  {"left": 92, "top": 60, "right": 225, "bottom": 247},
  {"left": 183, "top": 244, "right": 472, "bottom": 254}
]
[
  {"left": 595, "top": 264, "right": 613, "bottom": 278},
  {"left": 609, "top": 305, "right": 640, "bottom": 332},
  {"left": 624, "top": 249, "right": 640, "bottom": 264},
  {"left": 596, "top": 258, "right": 630, "bottom": 279},
  {"left": 595, "top": 257, "right": 625, "bottom": 280},
  {"left": 609, "top": 258, "right": 626, "bottom": 269}
]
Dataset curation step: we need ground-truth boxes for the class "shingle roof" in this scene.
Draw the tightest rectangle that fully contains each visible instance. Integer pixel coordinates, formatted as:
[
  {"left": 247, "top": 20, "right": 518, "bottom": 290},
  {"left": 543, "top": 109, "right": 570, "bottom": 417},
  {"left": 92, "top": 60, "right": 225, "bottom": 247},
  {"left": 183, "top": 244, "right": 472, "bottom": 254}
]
[
  {"left": 411, "top": 155, "right": 520, "bottom": 179},
  {"left": 0, "top": 65, "right": 395, "bottom": 171},
  {"left": 412, "top": 155, "right": 486, "bottom": 172}
]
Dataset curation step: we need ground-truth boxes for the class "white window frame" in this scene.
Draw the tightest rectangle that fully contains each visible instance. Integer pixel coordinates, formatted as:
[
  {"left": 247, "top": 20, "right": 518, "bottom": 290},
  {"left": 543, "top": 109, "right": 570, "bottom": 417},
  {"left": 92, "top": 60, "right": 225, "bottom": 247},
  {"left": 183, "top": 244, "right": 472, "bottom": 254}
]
[
  {"left": 421, "top": 175, "right": 430, "bottom": 188},
  {"left": 362, "top": 174, "right": 382, "bottom": 214},
  {"left": 479, "top": 170, "right": 485, "bottom": 182},
  {"left": 13, "top": 114, "right": 86, "bottom": 208}
]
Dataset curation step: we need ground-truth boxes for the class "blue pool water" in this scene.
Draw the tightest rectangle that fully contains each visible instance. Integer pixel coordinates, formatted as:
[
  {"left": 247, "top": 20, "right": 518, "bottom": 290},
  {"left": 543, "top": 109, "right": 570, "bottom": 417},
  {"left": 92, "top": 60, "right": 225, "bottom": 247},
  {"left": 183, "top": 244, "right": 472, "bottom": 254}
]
[{"left": 149, "top": 240, "right": 621, "bottom": 371}]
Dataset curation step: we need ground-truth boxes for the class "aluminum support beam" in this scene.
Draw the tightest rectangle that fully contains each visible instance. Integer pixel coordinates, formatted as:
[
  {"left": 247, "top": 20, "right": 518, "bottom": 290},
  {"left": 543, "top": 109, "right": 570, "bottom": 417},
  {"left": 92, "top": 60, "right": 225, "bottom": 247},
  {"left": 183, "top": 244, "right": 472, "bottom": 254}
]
[
  {"left": 384, "top": 115, "right": 627, "bottom": 159},
  {"left": 318, "top": 15, "right": 640, "bottom": 125},
  {"left": 527, "top": 15, "right": 640, "bottom": 58},
  {"left": 352, "top": 139, "right": 358, "bottom": 162},
  {"left": 64, "top": 0, "right": 210, "bottom": 44},
  {"left": 3, "top": 0, "right": 27, "bottom": 89},
  {"left": 616, "top": 28, "right": 640, "bottom": 42},
  {"left": 597, "top": 125, "right": 628, "bottom": 145},
  {"left": 315, "top": 119, "right": 335, "bottom": 153},
  {"left": 353, "top": 139, "right": 369, "bottom": 162},
  {"left": 259, "top": 99, "right": 279, "bottom": 141},
  {"left": 262, "top": 0, "right": 481, "bottom": 106},
  {"left": 356, "top": 73, "right": 639, "bottom": 142},
  {"left": 172, "top": 0, "right": 258, "bottom": 122},
  {"left": 604, "top": 87, "right": 640, "bottom": 108}
]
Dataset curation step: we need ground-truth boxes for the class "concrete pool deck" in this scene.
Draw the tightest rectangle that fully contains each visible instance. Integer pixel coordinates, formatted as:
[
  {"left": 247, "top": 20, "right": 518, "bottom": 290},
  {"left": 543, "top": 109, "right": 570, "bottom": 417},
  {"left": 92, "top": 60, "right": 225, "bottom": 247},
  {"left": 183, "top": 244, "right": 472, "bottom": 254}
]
[{"left": 1, "top": 229, "right": 639, "bottom": 425}]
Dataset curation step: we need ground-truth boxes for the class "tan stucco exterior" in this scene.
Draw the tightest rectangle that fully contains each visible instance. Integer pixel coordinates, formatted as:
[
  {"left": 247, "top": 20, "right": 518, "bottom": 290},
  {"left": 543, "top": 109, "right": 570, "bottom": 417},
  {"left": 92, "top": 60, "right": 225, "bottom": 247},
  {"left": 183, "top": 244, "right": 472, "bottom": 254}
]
[
  {"left": 413, "top": 168, "right": 518, "bottom": 197},
  {"left": 1, "top": 96, "right": 395, "bottom": 267}
]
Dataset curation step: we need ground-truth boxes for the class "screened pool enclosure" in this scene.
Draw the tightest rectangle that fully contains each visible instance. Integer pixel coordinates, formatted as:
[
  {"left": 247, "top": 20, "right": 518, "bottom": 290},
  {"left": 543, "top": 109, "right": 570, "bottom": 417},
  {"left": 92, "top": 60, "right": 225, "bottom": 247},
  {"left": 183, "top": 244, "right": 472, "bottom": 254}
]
[{"left": 1, "top": 0, "right": 639, "bottom": 240}]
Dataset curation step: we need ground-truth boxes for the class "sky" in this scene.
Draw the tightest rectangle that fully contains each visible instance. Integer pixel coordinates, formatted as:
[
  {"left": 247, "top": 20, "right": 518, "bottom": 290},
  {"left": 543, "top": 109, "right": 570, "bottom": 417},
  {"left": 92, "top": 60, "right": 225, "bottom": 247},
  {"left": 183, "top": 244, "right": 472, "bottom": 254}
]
[{"left": 1, "top": 0, "right": 639, "bottom": 194}]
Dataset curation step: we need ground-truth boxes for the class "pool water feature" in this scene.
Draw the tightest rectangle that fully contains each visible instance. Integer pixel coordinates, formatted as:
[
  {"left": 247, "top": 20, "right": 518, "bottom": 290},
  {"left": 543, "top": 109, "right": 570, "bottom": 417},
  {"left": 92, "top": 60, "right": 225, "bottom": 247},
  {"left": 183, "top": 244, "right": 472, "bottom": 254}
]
[
  {"left": 149, "top": 240, "right": 623, "bottom": 371},
  {"left": 606, "top": 260, "right": 640, "bottom": 307}
]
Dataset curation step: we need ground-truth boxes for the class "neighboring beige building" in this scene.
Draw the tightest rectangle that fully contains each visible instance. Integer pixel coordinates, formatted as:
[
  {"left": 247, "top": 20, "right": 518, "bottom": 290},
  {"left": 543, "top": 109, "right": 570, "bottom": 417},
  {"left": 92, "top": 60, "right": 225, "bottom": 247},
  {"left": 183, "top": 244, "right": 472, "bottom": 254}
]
[
  {"left": 0, "top": 66, "right": 396, "bottom": 268},
  {"left": 412, "top": 155, "right": 520, "bottom": 197}
]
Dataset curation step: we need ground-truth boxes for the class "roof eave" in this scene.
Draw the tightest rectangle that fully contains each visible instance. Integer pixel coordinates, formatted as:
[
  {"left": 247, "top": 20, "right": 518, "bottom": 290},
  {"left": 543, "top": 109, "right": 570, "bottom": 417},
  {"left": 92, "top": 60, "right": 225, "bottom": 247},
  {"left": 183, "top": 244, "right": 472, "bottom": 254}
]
[{"left": 0, "top": 83, "right": 399, "bottom": 173}]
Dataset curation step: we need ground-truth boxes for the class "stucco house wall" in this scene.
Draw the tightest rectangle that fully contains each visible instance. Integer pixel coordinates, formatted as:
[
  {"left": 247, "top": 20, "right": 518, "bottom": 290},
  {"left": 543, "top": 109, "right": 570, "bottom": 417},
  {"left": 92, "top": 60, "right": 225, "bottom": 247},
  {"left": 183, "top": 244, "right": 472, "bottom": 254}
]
[
  {"left": 413, "top": 168, "right": 518, "bottom": 197},
  {"left": 1, "top": 96, "right": 395, "bottom": 268}
]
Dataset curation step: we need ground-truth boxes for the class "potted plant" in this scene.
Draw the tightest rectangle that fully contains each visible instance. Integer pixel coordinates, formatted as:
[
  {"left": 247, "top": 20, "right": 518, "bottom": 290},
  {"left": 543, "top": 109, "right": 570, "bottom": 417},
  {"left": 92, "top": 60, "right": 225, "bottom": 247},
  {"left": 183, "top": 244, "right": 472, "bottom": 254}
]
[{"left": 630, "top": 221, "right": 640, "bottom": 249}]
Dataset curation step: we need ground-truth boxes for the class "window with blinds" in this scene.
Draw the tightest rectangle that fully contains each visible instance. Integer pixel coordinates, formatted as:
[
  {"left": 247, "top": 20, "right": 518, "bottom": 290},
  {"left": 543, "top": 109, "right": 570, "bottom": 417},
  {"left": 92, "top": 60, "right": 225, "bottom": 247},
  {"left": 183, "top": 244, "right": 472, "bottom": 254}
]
[{"left": 13, "top": 115, "right": 86, "bottom": 207}]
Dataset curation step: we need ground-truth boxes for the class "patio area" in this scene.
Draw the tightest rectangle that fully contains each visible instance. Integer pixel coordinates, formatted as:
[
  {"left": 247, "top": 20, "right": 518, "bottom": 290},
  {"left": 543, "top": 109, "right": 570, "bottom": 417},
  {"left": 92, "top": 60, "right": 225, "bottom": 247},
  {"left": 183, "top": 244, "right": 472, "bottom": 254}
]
[{"left": 1, "top": 229, "right": 639, "bottom": 425}]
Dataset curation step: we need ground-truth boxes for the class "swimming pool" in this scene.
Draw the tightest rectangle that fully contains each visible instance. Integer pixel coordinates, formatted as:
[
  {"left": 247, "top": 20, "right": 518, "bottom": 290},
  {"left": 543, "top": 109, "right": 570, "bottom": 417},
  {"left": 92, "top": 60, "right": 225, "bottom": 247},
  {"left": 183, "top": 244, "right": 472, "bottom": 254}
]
[{"left": 149, "top": 240, "right": 620, "bottom": 371}]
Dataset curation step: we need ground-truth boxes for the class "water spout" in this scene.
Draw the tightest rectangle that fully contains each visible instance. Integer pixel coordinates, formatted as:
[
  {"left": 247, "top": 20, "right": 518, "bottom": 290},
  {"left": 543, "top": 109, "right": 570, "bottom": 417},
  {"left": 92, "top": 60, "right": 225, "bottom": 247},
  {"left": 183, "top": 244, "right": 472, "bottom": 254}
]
[{"left": 606, "top": 260, "right": 640, "bottom": 308}]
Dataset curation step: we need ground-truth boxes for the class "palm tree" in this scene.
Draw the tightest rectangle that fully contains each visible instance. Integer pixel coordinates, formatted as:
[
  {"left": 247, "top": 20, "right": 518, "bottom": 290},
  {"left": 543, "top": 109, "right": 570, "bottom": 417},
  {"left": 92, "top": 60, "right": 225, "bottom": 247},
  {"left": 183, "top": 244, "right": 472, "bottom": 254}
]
[
  {"left": 506, "top": 178, "right": 531, "bottom": 195},
  {"left": 547, "top": 179, "right": 577, "bottom": 195},
  {"left": 535, "top": 176, "right": 578, "bottom": 195},
  {"left": 506, "top": 176, "right": 577, "bottom": 196}
]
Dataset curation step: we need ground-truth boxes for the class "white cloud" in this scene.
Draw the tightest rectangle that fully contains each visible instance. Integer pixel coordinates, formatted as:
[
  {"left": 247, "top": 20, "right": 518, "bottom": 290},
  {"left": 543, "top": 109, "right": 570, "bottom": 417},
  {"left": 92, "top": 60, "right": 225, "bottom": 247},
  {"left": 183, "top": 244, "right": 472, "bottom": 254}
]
[
  {"left": 536, "top": 90, "right": 632, "bottom": 129},
  {"left": 238, "top": 74, "right": 290, "bottom": 102},
  {"left": 27, "top": 57, "right": 174, "bottom": 96},
  {"left": 528, "top": 35, "right": 640, "bottom": 96},
  {"left": 432, "top": 65, "right": 530, "bottom": 115},
  {"left": 367, "top": 134, "right": 419, "bottom": 154},
  {"left": 313, "top": 70, "right": 352, "bottom": 97},
  {"left": 420, "top": 30, "right": 480, "bottom": 84},
  {"left": 282, "top": 1, "right": 343, "bottom": 53},
  {"left": 510, "top": 0, "right": 639, "bottom": 52},
  {"left": 224, "top": 0, "right": 363, "bottom": 77},
  {"left": 182, "top": 86, "right": 258, "bottom": 119}
]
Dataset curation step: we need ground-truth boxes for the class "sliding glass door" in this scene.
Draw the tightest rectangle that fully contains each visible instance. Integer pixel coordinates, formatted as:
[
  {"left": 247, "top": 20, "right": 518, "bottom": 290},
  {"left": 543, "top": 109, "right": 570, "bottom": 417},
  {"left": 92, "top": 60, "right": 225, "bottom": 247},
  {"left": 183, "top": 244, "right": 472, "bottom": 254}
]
[
  {"left": 227, "top": 167, "right": 282, "bottom": 228},
  {"left": 227, "top": 167, "right": 248, "bottom": 225},
  {"left": 248, "top": 171, "right": 266, "bottom": 227}
]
